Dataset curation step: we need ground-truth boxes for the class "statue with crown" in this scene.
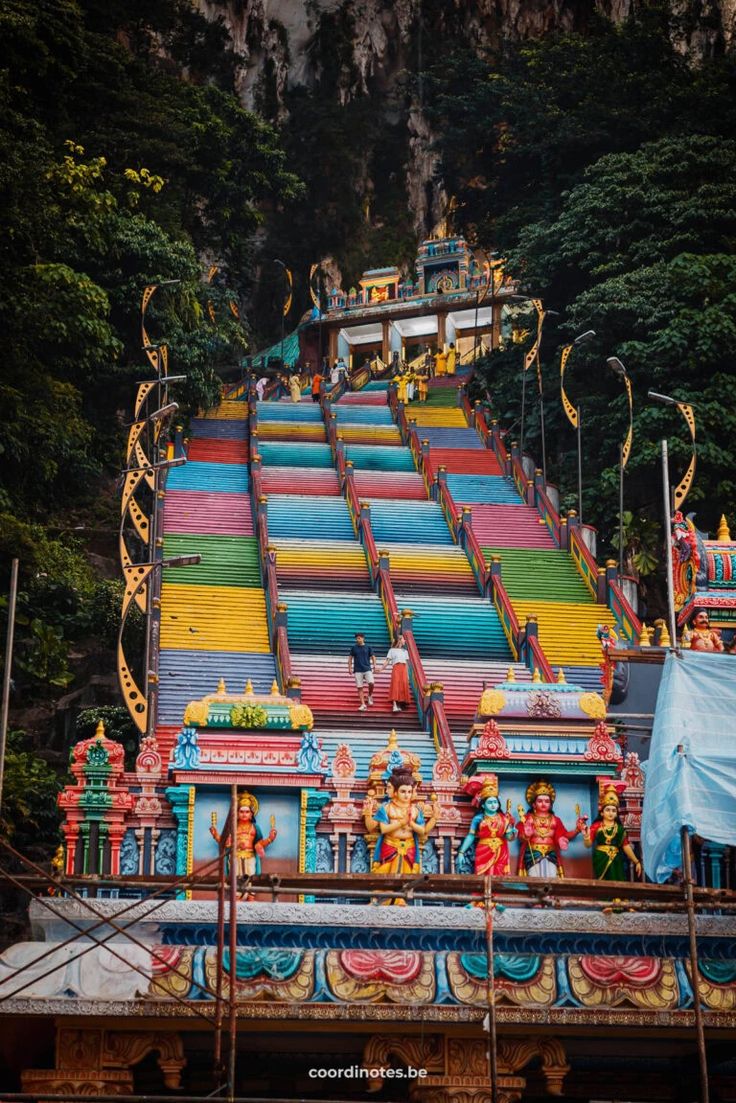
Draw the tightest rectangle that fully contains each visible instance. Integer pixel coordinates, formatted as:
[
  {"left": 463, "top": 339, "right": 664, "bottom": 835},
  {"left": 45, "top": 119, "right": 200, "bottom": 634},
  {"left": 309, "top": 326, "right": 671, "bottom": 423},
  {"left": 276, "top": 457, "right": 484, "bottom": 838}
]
[
  {"left": 458, "top": 773, "right": 516, "bottom": 876},
  {"left": 210, "top": 790, "right": 277, "bottom": 899},
  {"left": 581, "top": 780, "right": 642, "bottom": 881},
  {"left": 517, "top": 779, "right": 586, "bottom": 878}
]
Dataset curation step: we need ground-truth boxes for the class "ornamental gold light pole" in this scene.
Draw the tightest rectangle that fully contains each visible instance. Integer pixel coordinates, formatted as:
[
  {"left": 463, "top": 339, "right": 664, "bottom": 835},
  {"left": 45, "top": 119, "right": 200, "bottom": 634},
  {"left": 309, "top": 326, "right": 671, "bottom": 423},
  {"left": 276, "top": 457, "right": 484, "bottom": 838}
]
[
  {"left": 607, "top": 358, "right": 634, "bottom": 576},
  {"left": 273, "top": 259, "right": 292, "bottom": 372},
  {"left": 647, "top": 390, "right": 697, "bottom": 650},
  {"left": 559, "top": 329, "right": 596, "bottom": 522}
]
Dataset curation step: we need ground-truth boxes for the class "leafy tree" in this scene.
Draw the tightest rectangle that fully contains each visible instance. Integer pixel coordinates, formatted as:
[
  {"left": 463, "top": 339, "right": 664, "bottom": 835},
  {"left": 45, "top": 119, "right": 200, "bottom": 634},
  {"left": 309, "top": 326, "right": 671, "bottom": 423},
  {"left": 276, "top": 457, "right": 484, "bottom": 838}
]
[{"left": 0, "top": 732, "right": 62, "bottom": 858}]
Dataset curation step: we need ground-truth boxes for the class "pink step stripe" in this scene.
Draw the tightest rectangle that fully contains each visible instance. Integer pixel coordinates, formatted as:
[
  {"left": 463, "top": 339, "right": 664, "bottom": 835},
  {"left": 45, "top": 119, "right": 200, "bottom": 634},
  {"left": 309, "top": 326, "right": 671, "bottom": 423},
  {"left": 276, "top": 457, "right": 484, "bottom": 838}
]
[
  {"left": 470, "top": 505, "right": 555, "bottom": 548},
  {"left": 163, "top": 490, "right": 254, "bottom": 535}
]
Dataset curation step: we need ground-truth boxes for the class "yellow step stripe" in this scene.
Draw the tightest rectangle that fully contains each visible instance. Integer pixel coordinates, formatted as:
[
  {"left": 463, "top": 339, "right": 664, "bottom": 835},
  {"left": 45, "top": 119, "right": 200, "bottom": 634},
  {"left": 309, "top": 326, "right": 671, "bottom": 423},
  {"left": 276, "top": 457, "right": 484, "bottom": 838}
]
[
  {"left": 160, "top": 583, "right": 270, "bottom": 652},
  {"left": 512, "top": 600, "right": 614, "bottom": 664},
  {"left": 409, "top": 409, "right": 467, "bottom": 427}
]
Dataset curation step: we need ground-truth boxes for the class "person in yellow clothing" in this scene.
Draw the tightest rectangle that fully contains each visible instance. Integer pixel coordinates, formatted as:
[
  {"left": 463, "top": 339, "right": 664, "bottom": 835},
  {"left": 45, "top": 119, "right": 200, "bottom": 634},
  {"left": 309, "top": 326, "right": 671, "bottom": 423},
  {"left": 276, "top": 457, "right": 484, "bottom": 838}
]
[
  {"left": 395, "top": 374, "right": 409, "bottom": 404},
  {"left": 435, "top": 346, "right": 447, "bottom": 375},
  {"left": 446, "top": 342, "right": 457, "bottom": 376},
  {"left": 416, "top": 363, "right": 428, "bottom": 403}
]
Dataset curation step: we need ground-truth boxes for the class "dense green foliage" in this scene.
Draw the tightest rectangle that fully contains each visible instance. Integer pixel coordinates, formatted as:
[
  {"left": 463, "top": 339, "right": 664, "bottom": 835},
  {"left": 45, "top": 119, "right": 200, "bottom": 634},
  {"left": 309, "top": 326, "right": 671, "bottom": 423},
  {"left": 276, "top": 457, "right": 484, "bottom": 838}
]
[
  {"left": 424, "top": 9, "right": 736, "bottom": 566},
  {"left": 0, "top": 0, "right": 299, "bottom": 833}
]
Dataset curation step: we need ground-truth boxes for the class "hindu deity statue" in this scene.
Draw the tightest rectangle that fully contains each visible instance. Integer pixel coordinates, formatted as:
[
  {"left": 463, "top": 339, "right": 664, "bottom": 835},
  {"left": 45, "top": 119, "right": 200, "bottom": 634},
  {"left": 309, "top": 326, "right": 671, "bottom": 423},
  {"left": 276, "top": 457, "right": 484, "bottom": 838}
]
[
  {"left": 582, "top": 783, "right": 642, "bottom": 882},
  {"left": 362, "top": 766, "right": 438, "bottom": 884},
  {"left": 517, "top": 780, "right": 585, "bottom": 878},
  {"left": 688, "top": 608, "right": 724, "bottom": 653},
  {"left": 458, "top": 774, "right": 516, "bottom": 876},
  {"left": 210, "top": 791, "right": 277, "bottom": 897}
]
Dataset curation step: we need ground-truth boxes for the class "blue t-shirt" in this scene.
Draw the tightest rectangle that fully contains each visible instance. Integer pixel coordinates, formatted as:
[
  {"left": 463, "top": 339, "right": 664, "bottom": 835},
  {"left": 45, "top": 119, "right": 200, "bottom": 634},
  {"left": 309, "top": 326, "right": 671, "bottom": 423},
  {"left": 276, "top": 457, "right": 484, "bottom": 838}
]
[{"left": 349, "top": 644, "right": 374, "bottom": 673}]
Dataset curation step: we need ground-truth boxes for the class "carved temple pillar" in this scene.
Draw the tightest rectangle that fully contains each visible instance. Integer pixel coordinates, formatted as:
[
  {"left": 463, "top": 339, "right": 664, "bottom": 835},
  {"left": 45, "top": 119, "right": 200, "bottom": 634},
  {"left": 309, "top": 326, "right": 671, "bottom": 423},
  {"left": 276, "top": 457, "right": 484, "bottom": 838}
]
[
  {"left": 362, "top": 1034, "right": 569, "bottom": 1103},
  {"left": 22, "top": 1028, "right": 186, "bottom": 1098}
]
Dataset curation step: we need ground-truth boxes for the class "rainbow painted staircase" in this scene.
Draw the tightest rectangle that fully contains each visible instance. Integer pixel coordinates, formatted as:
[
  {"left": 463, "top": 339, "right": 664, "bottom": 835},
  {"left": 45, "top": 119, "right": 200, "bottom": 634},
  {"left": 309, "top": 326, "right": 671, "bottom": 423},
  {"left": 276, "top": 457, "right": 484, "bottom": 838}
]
[{"left": 156, "top": 403, "right": 275, "bottom": 760}]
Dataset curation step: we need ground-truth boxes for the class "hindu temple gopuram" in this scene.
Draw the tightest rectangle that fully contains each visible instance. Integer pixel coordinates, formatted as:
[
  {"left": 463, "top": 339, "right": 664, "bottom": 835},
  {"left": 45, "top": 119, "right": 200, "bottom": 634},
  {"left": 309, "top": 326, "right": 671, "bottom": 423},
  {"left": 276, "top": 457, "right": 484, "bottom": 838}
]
[{"left": 2, "top": 237, "right": 736, "bottom": 1103}]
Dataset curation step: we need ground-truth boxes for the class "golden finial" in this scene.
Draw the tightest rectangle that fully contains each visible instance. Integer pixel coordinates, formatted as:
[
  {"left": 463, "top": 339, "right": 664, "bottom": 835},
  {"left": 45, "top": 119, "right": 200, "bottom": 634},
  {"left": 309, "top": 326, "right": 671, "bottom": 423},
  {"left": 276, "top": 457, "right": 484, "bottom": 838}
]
[
  {"left": 639, "top": 623, "right": 652, "bottom": 648},
  {"left": 655, "top": 619, "right": 671, "bottom": 648},
  {"left": 244, "top": 679, "right": 254, "bottom": 695},
  {"left": 216, "top": 678, "right": 226, "bottom": 694},
  {"left": 532, "top": 669, "right": 541, "bottom": 683},
  {"left": 270, "top": 680, "right": 279, "bottom": 696},
  {"left": 557, "top": 669, "right": 566, "bottom": 683},
  {"left": 95, "top": 719, "right": 105, "bottom": 740},
  {"left": 506, "top": 667, "right": 516, "bottom": 683},
  {"left": 388, "top": 729, "right": 398, "bottom": 746},
  {"left": 717, "top": 514, "right": 731, "bottom": 541}
]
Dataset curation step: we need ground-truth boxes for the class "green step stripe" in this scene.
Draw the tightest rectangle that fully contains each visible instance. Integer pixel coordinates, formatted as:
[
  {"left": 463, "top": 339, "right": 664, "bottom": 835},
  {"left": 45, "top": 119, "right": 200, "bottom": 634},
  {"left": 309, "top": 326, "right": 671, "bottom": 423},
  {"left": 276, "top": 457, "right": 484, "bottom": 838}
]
[
  {"left": 162, "top": 534, "right": 261, "bottom": 587},
  {"left": 481, "top": 547, "right": 592, "bottom": 603}
]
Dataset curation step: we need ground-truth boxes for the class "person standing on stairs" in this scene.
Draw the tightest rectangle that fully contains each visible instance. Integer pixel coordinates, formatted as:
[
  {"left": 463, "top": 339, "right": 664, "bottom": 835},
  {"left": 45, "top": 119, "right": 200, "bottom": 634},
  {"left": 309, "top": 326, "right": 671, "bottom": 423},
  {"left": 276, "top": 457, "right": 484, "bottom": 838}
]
[
  {"left": 349, "top": 632, "right": 376, "bottom": 711},
  {"left": 289, "top": 371, "right": 302, "bottom": 403},
  {"left": 378, "top": 635, "right": 412, "bottom": 713},
  {"left": 311, "top": 368, "right": 323, "bottom": 404},
  {"left": 446, "top": 341, "right": 457, "bottom": 376}
]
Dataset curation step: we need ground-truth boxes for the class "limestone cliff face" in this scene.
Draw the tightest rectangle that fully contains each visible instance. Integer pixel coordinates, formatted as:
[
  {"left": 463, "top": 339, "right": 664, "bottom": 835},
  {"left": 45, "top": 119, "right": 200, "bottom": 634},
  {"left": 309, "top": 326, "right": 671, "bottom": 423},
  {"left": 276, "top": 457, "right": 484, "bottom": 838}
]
[{"left": 194, "top": 0, "right": 734, "bottom": 235}]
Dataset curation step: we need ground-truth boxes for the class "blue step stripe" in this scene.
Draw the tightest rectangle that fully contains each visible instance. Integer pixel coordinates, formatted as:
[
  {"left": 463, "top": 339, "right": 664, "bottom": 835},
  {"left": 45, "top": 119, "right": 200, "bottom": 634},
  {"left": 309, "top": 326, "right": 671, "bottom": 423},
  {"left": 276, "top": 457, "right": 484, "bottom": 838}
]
[
  {"left": 367, "top": 500, "right": 452, "bottom": 544},
  {"left": 267, "top": 495, "right": 355, "bottom": 540},
  {"left": 334, "top": 406, "right": 394, "bottom": 425},
  {"left": 190, "top": 418, "right": 249, "bottom": 440},
  {"left": 259, "top": 442, "right": 334, "bottom": 468},
  {"left": 395, "top": 595, "right": 512, "bottom": 661},
  {"left": 284, "top": 592, "right": 390, "bottom": 652},
  {"left": 345, "top": 445, "right": 416, "bottom": 472},
  {"left": 157, "top": 650, "right": 277, "bottom": 724},
  {"left": 419, "top": 429, "right": 483, "bottom": 449},
  {"left": 166, "top": 461, "right": 249, "bottom": 493},
  {"left": 446, "top": 474, "right": 524, "bottom": 505},
  {"left": 257, "top": 402, "right": 324, "bottom": 422}
]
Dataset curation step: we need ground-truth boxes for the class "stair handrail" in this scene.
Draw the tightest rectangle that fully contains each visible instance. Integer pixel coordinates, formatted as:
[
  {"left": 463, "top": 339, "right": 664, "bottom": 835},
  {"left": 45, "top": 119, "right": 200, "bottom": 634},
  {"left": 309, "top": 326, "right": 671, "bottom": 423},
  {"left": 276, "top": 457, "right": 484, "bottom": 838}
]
[
  {"left": 607, "top": 577, "right": 642, "bottom": 644},
  {"left": 526, "top": 634, "right": 555, "bottom": 682},
  {"left": 533, "top": 475, "right": 561, "bottom": 547},
  {"left": 457, "top": 511, "right": 489, "bottom": 594},
  {"left": 459, "top": 389, "right": 474, "bottom": 425},
  {"left": 408, "top": 427, "right": 434, "bottom": 498},
  {"left": 568, "top": 525, "right": 600, "bottom": 602},
  {"left": 437, "top": 477, "right": 460, "bottom": 542},
  {"left": 250, "top": 435, "right": 295, "bottom": 695}
]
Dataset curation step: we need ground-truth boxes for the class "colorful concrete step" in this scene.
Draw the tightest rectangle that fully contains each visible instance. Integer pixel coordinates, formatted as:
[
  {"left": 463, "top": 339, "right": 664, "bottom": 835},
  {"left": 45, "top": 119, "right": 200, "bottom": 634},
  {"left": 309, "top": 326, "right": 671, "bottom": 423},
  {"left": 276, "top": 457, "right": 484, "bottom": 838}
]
[
  {"left": 157, "top": 650, "right": 278, "bottom": 725},
  {"left": 511, "top": 600, "right": 610, "bottom": 666},
  {"left": 410, "top": 428, "right": 483, "bottom": 449},
  {"left": 272, "top": 539, "right": 371, "bottom": 591},
  {"left": 159, "top": 583, "right": 270, "bottom": 652},
  {"left": 201, "top": 401, "right": 253, "bottom": 420},
  {"left": 409, "top": 408, "right": 468, "bottom": 427},
  {"left": 266, "top": 495, "right": 355, "bottom": 541},
  {"left": 166, "top": 461, "right": 249, "bottom": 494},
  {"left": 336, "top": 424, "right": 403, "bottom": 445},
  {"left": 256, "top": 401, "right": 324, "bottom": 422},
  {"left": 367, "top": 500, "right": 453, "bottom": 545},
  {"left": 447, "top": 474, "right": 523, "bottom": 505},
  {"left": 189, "top": 418, "right": 249, "bottom": 440},
  {"left": 186, "top": 438, "right": 250, "bottom": 464},
  {"left": 162, "top": 534, "right": 261, "bottom": 588},
  {"left": 334, "top": 405, "right": 395, "bottom": 425},
  {"left": 353, "top": 471, "right": 427, "bottom": 500},
  {"left": 482, "top": 548, "right": 592, "bottom": 603},
  {"left": 282, "top": 590, "right": 391, "bottom": 652},
  {"left": 163, "top": 491, "right": 254, "bottom": 536},
  {"left": 290, "top": 655, "right": 420, "bottom": 732},
  {"left": 258, "top": 442, "right": 334, "bottom": 468},
  {"left": 344, "top": 445, "right": 417, "bottom": 472},
  {"left": 468, "top": 505, "right": 555, "bottom": 548},
  {"left": 261, "top": 467, "right": 341, "bottom": 496},
  {"left": 426, "top": 449, "right": 502, "bottom": 479},
  {"left": 395, "top": 594, "right": 512, "bottom": 661},
  {"left": 256, "top": 422, "right": 327, "bottom": 443},
  {"left": 378, "top": 542, "right": 477, "bottom": 594}
]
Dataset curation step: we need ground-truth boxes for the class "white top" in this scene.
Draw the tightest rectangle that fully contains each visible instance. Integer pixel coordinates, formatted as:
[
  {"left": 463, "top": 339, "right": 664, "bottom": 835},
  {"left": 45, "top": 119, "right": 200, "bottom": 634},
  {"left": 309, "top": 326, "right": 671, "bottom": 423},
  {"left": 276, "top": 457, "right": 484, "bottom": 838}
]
[{"left": 385, "top": 647, "right": 409, "bottom": 666}]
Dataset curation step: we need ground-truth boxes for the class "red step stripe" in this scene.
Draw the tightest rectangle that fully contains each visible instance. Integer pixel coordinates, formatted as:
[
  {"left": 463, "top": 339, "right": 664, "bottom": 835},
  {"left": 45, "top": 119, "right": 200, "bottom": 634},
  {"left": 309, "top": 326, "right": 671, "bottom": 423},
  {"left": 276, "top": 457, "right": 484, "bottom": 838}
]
[
  {"left": 426, "top": 449, "right": 502, "bottom": 478},
  {"left": 188, "top": 439, "right": 249, "bottom": 463},
  {"left": 470, "top": 505, "right": 555, "bottom": 548}
]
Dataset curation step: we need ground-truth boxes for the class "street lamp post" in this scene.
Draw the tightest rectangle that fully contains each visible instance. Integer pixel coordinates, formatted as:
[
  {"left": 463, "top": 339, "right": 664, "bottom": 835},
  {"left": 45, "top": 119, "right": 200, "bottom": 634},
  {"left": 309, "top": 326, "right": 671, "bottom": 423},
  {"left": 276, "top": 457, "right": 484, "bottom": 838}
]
[
  {"left": 559, "top": 330, "right": 596, "bottom": 522},
  {"left": 607, "top": 358, "right": 634, "bottom": 576},
  {"left": 118, "top": 554, "right": 202, "bottom": 737},
  {"left": 273, "top": 260, "right": 292, "bottom": 372}
]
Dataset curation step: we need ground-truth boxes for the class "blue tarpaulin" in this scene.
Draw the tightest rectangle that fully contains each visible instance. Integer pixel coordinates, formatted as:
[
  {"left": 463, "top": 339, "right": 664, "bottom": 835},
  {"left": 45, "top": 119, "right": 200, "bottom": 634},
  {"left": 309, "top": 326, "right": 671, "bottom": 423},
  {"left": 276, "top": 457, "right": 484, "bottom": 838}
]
[{"left": 642, "top": 650, "right": 736, "bottom": 882}]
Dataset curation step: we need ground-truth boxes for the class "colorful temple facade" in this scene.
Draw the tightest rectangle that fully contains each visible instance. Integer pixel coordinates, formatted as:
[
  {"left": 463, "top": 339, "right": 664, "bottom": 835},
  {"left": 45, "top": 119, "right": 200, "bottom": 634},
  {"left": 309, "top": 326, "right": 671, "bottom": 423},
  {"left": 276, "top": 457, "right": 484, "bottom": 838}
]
[{"left": 2, "top": 250, "right": 736, "bottom": 1101}]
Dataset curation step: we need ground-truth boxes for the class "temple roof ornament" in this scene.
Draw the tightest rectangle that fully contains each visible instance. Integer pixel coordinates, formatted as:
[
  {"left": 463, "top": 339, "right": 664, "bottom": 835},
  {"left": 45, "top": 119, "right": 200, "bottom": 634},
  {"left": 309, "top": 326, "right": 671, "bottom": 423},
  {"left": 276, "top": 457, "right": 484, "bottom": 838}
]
[
  {"left": 182, "top": 679, "right": 313, "bottom": 731},
  {"left": 476, "top": 678, "right": 605, "bottom": 722},
  {"left": 367, "top": 730, "right": 422, "bottom": 786}
]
